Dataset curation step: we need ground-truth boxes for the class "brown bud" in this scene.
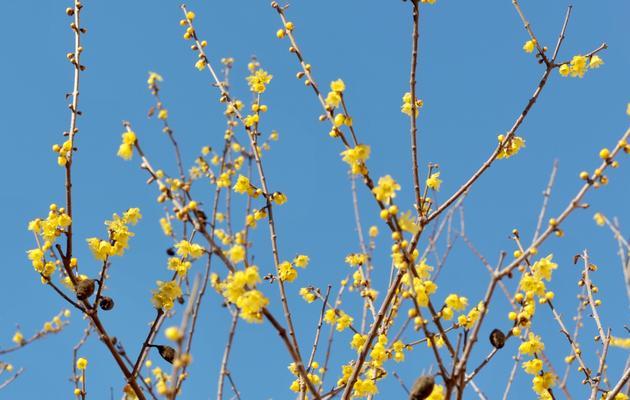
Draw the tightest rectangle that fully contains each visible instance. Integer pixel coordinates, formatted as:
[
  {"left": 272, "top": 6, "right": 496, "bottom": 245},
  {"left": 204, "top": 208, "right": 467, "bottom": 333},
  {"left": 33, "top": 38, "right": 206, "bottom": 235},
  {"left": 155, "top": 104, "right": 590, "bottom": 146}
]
[
  {"left": 489, "top": 328, "right": 506, "bottom": 349},
  {"left": 66, "top": 7, "right": 75, "bottom": 16},
  {"left": 154, "top": 345, "right": 176, "bottom": 364},
  {"left": 99, "top": 296, "right": 115, "bottom": 311},
  {"left": 166, "top": 247, "right": 176, "bottom": 256},
  {"left": 409, "top": 375, "right": 434, "bottom": 400},
  {"left": 76, "top": 279, "right": 95, "bottom": 300}
]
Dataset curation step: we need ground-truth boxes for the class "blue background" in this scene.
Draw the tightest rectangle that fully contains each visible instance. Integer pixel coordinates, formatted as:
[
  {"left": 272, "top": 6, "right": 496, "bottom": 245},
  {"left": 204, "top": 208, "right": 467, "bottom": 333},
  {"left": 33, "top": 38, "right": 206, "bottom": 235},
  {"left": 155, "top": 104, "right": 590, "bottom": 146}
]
[{"left": 1, "top": 0, "right": 628, "bottom": 398}]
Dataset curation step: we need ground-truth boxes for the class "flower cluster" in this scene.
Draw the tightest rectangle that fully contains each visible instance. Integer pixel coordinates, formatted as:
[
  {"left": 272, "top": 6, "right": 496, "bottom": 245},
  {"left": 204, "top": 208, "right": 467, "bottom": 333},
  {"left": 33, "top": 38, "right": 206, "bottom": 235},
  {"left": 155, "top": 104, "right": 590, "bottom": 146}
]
[
  {"left": 497, "top": 134, "right": 525, "bottom": 159},
  {"left": 151, "top": 280, "right": 182, "bottom": 310},
  {"left": 212, "top": 266, "right": 269, "bottom": 322},
  {"left": 117, "top": 131, "right": 137, "bottom": 160},
  {"left": 86, "top": 208, "right": 142, "bottom": 261},
  {"left": 559, "top": 54, "right": 603, "bottom": 78},
  {"left": 341, "top": 144, "right": 371, "bottom": 175},
  {"left": 401, "top": 92, "right": 423, "bottom": 117}
]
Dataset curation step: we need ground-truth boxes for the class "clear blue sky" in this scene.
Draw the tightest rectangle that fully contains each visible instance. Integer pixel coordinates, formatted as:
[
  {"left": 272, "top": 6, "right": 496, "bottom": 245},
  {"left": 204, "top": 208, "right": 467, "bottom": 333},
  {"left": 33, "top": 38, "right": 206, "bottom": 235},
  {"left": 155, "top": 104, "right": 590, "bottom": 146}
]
[{"left": 1, "top": 0, "right": 628, "bottom": 398}]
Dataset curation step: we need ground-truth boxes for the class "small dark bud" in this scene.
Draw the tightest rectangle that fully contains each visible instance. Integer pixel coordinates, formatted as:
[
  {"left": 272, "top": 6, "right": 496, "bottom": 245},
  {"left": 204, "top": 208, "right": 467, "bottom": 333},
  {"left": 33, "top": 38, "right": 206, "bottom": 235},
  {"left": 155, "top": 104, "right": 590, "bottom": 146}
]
[
  {"left": 490, "top": 328, "right": 506, "bottom": 349},
  {"left": 166, "top": 247, "right": 175, "bottom": 256},
  {"left": 99, "top": 296, "right": 115, "bottom": 311},
  {"left": 409, "top": 375, "right": 434, "bottom": 400},
  {"left": 76, "top": 279, "right": 95, "bottom": 300}
]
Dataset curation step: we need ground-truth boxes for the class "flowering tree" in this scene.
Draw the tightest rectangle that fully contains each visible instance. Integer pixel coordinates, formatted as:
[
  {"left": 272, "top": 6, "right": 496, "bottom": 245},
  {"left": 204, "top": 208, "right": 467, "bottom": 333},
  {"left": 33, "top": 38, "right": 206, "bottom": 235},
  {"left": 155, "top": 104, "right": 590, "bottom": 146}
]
[{"left": 4, "top": 1, "right": 630, "bottom": 399}]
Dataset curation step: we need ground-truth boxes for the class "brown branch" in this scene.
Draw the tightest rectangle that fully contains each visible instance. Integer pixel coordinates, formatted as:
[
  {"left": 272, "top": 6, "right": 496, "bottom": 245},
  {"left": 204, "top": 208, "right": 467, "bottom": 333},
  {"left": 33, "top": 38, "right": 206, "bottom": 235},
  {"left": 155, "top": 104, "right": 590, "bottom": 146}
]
[
  {"left": 217, "top": 310, "right": 239, "bottom": 400},
  {"left": 409, "top": 0, "right": 422, "bottom": 207}
]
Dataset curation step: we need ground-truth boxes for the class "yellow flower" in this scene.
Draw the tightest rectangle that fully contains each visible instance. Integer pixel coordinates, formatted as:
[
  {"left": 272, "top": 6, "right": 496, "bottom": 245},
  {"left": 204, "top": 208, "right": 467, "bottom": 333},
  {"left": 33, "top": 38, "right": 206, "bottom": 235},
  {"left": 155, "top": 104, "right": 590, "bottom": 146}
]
[
  {"left": 233, "top": 175, "right": 253, "bottom": 195},
  {"left": 325, "top": 91, "right": 341, "bottom": 108},
  {"left": 271, "top": 192, "right": 288, "bottom": 205},
  {"left": 350, "top": 333, "right": 367, "bottom": 351},
  {"left": 246, "top": 68, "right": 273, "bottom": 93},
  {"left": 86, "top": 238, "right": 114, "bottom": 260},
  {"left": 589, "top": 55, "right": 604, "bottom": 69},
  {"left": 368, "top": 226, "right": 378, "bottom": 237},
  {"left": 117, "top": 131, "right": 137, "bottom": 160},
  {"left": 398, "top": 211, "right": 419, "bottom": 234},
  {"left": 147, "top": 71, "right": 163, "bottom": 87},
  {"left": 401, "top": 92, "right": 423, "bottom": 117},
  {"left": 157, "top": 109, "right": 168, "bottom": 120},
  {"left": 293, "top": 255, "right": 309, "bottom": 268},
  {"left": 278, "top": 261, "right": 297, "bottom": 282},
  {"left": 12, "top": 331, "right": 24, "bottom": 345},
  {"left": 532, "top": 372, "right": 556, "bottom": 394},
  {"left": 522, "top": 358, "right": 543, "bottom": 375},
  {"left": 340, "top": 144, "right": 371, "bottom": 175},
  {"left": 426, "top": 384, "right": 445, "bottom": 400},
  {"left": 497, "top": 135, "right": 525, "bottom": 159},
  {"left": 123, "top": 208, "right": 142, "bottom": 225},
  {"left": 164, "top": 326, "right": 183, "bottom": 341},
  {"left": 336, "top": 311, "right": 353, "bottom": 331},
  {"left": 558, "top": 64, "right": 570, "bottom": 77},
  {"left": 235, "top": 289, "right": 268, "bottom": 322},
  {"left": 519, "top": 332, "right": 544, "bottom": 355},
  {"left": 160, "top": 217, "right": 173, "bottom": 236},
  {"left": 175, "top": 240, "right": 204, "bottom": 259},
  {"left": 76, "top": 357, "right": 88, "bottom": 370},
  {"left": 345, "top": 253, "right": 367, "bottom": 266},
  {"left": 353, "top": 378, "right": 378, "bottom": 397},
  {"left": 167, "top": 257, "right": 191, "bottom": 276},
  {"left": 531, "top": 254, "right": 557, "bottom": 281},
  {"left": 426, "top": 172, "right": 442, "bottom": 191},
  {"left": 299, "top": 287, "right": 316, "bottom": 303},
  {"left": 195, "top": 59, "right": 207, "bottom": 71},
  {"left": 445, "top": 294, "right": 468, "bottom": 311},
  {"left": 610, "top": 336, "right": 630, "bottom": 349},
  {"left": 330, "top": 79, "right": 345, "bottom": 93},
  {"left": 569, "top": 55, "right": 588, "bottom": 78},
  {"left": 151, "top": 280, "right": 182, "bottom": 310},
  {"left": 522, "top": 39, "right": 536, "bottom": 53},
  {"left": 372, "top": 175, "right": 400, "bottom": 204},
  {"left": 593, "top": 212, "right": 605, "bottom": 227},
  {"left": 227, "top": 244, "right": 246, "bottom": 264}
]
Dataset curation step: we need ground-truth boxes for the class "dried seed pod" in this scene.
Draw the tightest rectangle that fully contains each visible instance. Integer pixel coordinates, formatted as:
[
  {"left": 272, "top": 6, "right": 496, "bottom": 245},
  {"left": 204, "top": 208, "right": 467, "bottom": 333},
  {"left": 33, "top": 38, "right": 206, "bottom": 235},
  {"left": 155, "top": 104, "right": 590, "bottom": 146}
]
[
  {"left": 75, "top": 279, "right": 95, "bottom": 300},
  {"left": 99, "top": 296, "right": 115, "bottom": 311},
  {"left": 155, "top": 345, "right": 176, "bottom": 364},
  {"left": 409, "top": 375, "right": 434, "bottom": 400},
  {"left": 490, "top": 328, "right": 506, "bottom": 349}
]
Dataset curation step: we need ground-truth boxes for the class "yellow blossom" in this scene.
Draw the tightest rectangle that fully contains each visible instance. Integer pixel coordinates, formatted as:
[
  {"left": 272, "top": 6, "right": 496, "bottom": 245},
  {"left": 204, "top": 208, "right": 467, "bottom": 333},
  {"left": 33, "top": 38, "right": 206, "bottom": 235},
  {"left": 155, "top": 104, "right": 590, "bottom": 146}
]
[
  {"left": 497, "top": 134, "right": 525, "bottom": 159},
  {"left": 340, "top": 144, "right": 370, "bottom": 175},
  {"left": 151, "top": 280, "right": 182, "bottom": 310},
  {"left": 227, "top": 244, "right": 245, "bottom": 264},
  {"left": 175, "top": 240, "right": 204, "bottom": 259},
  {"left": 246, "top": 69, "right": 273, "bottom": 93},
  {"left": 278, "top": 261, "right": 297, "bottom": 282},
  {"left": 519, "top": 332, "right": 544, "bottom": 355},
  {"left": 372, "top": 175, "right": 400, "bottom": 204},
  {"left": 164, "top": 326, "right": 183, "bottom": 341},
  {"left": 299, "top": 287, "right": 316, "bottom": 303},
  {"left": 293, "top": 255, "right": 309, "bottom": 268},
  {"left": 522, "top": 358, "right": 543, "bottom": 375},
  {"left": 593, "top": 212, "right": 605, "bottom": 226},
  {"left": 76, "top": 357, "right": 88, "bottom": 370},
  {"left": 523, "top": 39, "right": 536, "bottom": 53},
  {"left": 589, "top": 55, "right": 604, "bottom": 69},
  {"left": 445, "top": 294, "right": 468, "bottom": 311},
  {"left": 426, "top": 172, "right": 442, "bottom": 191},
  {"left": 330, "top": 79, "right": 345, "bottom": 93}
]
